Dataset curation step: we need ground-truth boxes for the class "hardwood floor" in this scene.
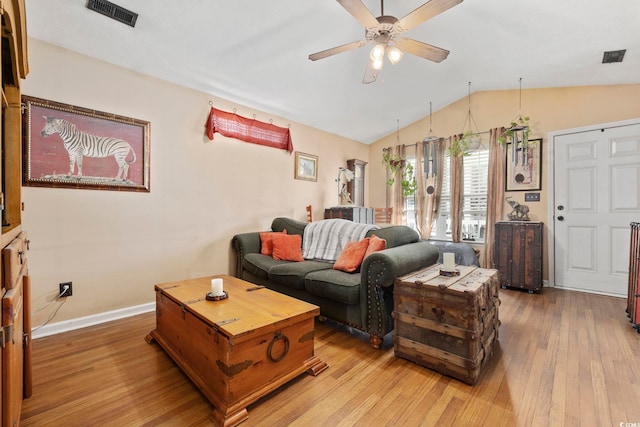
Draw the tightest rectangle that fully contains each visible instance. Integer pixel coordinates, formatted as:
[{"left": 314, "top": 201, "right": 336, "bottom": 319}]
[{"left": 21, "top": 287, "right": 640, "bottom": 426}]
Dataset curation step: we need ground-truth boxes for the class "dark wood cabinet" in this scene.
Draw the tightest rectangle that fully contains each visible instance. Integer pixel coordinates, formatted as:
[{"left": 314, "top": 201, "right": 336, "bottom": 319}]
[
  {"left": 324, "top": 207, "right": 374, "bottom": 224},
  {"left": 1, "top": 2, "right": 31, "bottom": 425},
  {"left": 494, "top": 221, "right": 543, "bottom": 293},
  {"left": 628, "top": 222, "right": 640, "bottom": 332},
  {"left": 346, "top": 159, "right": 366, "bottom": 206}
]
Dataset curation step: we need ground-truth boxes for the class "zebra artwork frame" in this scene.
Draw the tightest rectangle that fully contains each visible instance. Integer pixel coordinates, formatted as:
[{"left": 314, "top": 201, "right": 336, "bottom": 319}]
[{"left": 22, "top": 95, "right": 150, "bottom": 192}]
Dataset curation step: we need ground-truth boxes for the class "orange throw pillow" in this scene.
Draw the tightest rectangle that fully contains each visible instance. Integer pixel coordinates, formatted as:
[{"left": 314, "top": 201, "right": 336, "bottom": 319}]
[
  {"left": 260, "top": 229, "right": 287, "bottom": 256},
  {"left": 364, "top": 234, "right": 387, "bottom": 258},
  {"left": 333, "top": 238, "right": 370, "bottom": 273},
  {"left": 271, "top": 233, "right": 304, "bottom": 262}
]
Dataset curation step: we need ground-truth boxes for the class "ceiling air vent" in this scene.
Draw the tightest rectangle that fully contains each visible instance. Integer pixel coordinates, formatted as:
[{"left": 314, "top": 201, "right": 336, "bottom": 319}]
[
  {"left": 86, "top": 0, "right": 138, "bottom": 27},
  {"left": 602, "top": 49, "right": 626, "bottom": 64}
]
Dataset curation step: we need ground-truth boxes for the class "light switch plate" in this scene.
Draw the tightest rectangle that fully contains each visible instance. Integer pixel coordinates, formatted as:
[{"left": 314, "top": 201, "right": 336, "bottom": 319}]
[{"left": 524, "top": 192, "right": 540, "bottom": 202}]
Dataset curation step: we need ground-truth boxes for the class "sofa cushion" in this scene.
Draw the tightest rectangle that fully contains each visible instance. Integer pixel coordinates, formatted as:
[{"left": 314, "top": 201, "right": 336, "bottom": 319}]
[
  {"left": 260, "top": 230, "right": 287, "bottom": 256},
  {"left": 366, "top": 225, "right": 419, "bottom": 248},
  {"left": 268, "top": 260, "right": 333, "bottom": 290},
  {"left": 333, "top": 238, "right": 370, "bottom": 272},
  {"left": 243, "top": 253, "right": 286, "bottom": 279},
  {"left": 304, "top": 269, "right": 360, "bottom": 305},
  {"left": 364, "top": 234, "right": 387, "bottom": 258},
  {"left": 272, "top": 233, "right": 304, "bottom": 261}
]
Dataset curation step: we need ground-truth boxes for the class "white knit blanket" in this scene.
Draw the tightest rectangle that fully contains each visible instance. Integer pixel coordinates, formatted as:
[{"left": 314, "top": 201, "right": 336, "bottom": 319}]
[{"left": 302, "top": 219, "right": 379, "bottom": 262}]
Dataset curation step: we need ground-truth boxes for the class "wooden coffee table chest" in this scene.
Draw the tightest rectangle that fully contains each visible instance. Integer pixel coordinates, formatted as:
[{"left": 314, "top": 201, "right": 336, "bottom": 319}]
[
  {"left": 393, "top": 265, "right": 500, "bottom": 385},
  {"left": 145, "top": 275, "right": 327, "bottom": 426}
]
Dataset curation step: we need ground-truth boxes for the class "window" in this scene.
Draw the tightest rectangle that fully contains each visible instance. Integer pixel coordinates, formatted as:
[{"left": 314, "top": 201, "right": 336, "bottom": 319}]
[
  {"left": 406, "top": 147, "right": 489, "bottom": 243},
  {"left": 460, "top": 148, "right": 489, "bottom": 242}
]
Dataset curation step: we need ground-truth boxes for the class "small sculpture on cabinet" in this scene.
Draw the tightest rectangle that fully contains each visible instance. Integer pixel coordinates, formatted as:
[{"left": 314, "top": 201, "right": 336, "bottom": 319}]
[{"left": 506, "top": 197, "right": 530, "bottom": 221}]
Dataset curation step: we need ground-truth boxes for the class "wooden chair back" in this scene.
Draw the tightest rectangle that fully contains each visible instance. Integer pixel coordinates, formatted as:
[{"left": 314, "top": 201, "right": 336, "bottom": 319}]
[{"left": 306, "top": 205, "right": 313, "bottom": 222}]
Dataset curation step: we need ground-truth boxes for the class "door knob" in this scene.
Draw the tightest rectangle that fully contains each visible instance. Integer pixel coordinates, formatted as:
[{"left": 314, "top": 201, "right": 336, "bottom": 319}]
[
  {"left": 557, "top": 205, "right": 564, "bottom": 210},
  {"left": 557, "top": 216, "right": 564, "bottom": 221}
]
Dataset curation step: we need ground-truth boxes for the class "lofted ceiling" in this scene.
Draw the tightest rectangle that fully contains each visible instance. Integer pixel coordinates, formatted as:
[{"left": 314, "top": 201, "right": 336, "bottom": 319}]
[{"left": 25, "top": 0, "right": 640, "bottom": 144}]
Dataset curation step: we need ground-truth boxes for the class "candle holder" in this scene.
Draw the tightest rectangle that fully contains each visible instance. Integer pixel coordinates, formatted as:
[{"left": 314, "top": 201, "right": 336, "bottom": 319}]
[
  {"left": 206, "top": 291, "right": 228, "bottom": 301},
  {"left": 439, "top": 269, "right": 460, "bottom": 277}
]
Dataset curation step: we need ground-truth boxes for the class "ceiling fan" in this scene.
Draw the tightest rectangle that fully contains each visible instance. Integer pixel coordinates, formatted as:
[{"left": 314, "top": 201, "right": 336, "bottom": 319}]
[{"left": 309, "top": 0, "right": 463, "bottom": 83}]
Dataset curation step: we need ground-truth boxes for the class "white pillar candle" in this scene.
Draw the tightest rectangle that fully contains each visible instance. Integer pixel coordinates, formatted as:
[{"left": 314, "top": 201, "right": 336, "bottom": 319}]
[
  {"left": 443, "top": 252, "right": 456, "bottom": 272},
  {"left": 211, "top": 278, "right": 224, "bottom": 296}
]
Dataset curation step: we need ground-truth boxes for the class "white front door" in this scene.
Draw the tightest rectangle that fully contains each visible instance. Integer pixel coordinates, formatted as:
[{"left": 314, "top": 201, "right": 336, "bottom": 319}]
[{"left": 553, "top": 123, "right": 640, "bottom": 296}]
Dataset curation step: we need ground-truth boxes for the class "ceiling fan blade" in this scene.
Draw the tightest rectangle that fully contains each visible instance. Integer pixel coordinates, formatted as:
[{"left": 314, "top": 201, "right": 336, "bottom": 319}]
[
  {"left": 395, "top": 38, "right": 450, "bottom": 62},
  {"left": 362, "top": 60, "right": 378, "bottom": 84},
  {"left": 309, "top": 40, "right": 367, "bottom": 61},
  {"left": 337, "top": 0, "right": 379, "bottom": 28},
  {"left": 396, "top": 0, "right": 463, "bottom": 31}
]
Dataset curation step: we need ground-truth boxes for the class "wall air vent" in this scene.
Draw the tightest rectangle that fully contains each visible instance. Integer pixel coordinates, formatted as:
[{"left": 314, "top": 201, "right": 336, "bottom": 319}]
[
  {"left": 602, "top": 49, "right": 626, "bottom": 64},
  {"left": 86, "top": 0, "right": 138, "bottom": 27}
]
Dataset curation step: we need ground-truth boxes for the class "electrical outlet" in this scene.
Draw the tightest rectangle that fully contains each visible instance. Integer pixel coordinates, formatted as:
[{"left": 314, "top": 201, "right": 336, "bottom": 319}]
[{"left": 59, "top": 282, "right": 73, "bottom": 297}]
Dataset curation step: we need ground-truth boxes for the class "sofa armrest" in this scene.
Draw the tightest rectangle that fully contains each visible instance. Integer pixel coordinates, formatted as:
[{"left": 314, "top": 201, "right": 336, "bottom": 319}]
[
  {"left": 231, "top": 232, "right": 262, "bottom": 278},
  {"left": 361, "top": 240, "right": 439, "bottom": 288},
  {"left": 359, "top": 240, "right": 439, "bottom": 337}
]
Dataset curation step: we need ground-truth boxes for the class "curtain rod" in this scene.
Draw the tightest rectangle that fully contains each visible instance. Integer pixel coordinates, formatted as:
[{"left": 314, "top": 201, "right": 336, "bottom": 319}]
[{"left": 385, "top": 129, "right": 493, "bottom": 149}]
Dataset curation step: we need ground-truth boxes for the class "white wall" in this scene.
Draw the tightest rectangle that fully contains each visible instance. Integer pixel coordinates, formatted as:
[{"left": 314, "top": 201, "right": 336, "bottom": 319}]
[{"left": 23, "top": 39, "right": 369, "bottom": 326}]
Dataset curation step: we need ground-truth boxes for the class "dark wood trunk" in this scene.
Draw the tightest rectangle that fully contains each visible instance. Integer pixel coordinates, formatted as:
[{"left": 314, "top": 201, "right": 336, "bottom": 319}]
[
  {"left": 493, "top": 221, "right": 543, "bottom": 293},
  {"left": 393, "top": 265, "right": 500, "bottom": 385},
  {"left": 628, "top": 222, "right": 640, "bottom": 331}
]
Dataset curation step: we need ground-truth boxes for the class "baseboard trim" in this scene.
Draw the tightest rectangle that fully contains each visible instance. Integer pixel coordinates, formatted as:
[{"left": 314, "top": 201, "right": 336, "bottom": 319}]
[{"left": 31, "top": 302, "right": 156, "bottom": 340}]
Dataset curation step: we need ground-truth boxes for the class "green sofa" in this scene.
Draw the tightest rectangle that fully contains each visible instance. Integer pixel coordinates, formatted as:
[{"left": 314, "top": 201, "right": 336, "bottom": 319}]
[{"left": 231, "top": 217, "right": 439, "bottom": 348}]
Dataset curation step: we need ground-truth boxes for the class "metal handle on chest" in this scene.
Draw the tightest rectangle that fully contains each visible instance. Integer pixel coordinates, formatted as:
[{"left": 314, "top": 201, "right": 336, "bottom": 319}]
[{"left": 267, "top": 332, "right": 289, "bottom": 362}]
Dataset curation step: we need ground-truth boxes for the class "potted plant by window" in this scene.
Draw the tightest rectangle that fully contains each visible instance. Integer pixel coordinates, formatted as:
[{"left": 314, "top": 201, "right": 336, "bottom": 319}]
[
  {"left": 382, "top": 151, "right": 417, "bottom": 197},
  {"left": 447, "top": 131, "right": 474, "bottom": 157}
]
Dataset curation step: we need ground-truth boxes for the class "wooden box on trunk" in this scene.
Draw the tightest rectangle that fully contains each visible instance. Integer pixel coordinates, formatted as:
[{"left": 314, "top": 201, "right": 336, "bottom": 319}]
[{"left": 393, "top": 265, "right": 500, "bottom": 385}]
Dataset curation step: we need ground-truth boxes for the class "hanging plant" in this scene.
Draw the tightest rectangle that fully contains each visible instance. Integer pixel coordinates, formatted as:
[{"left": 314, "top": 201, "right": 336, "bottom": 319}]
[
  {"left": 498, "top": 115, "right": 532, "bottom": 146},
  {"left": 382, "top": 151, "right": 417, "bottom": 197},
  {"left": 447, "top": 131, "right": 473, "bottom": 157},
  {"left": 452, "top": 83, "right": 483, "bottom": 157},
  {"left": 400, "top": 161, "right": 417, "bottom": 197}
]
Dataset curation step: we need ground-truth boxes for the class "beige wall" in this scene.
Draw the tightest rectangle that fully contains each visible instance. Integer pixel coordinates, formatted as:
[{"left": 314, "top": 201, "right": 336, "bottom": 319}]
[
  {"left": 24, "top": 39, "right": 640, "bottom": 326},
  {"left": 23, "top": 39, "right": 369, "bottom": 326},
  {"left": 368, "top": 84, "right": 640, "bottom": 280}
]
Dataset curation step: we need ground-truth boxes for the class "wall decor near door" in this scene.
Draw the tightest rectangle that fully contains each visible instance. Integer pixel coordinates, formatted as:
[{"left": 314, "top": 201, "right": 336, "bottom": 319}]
[
  {"left": 505, "top": 138, "right": 542, "bottom": 191},
  {"left": 22, "top": 96, "right": 151, "bottom": 192}
]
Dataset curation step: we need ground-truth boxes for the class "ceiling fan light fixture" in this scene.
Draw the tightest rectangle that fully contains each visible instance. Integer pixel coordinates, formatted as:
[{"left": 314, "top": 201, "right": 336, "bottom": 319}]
[
  {"left": 387, "top": 46, "right": 403, "bottom": 65},
  {"left": 370, "top": 43, "right": 386, "bottom": 61},
  {"left": 371, "top": 57, "right": 384, "bottom": 71}
]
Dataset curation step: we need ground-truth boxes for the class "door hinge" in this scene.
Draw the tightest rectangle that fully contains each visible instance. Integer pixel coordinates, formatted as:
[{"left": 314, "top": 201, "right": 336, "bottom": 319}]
[{"left": 0, "top": 324, "right": 14, "bottom": 348}]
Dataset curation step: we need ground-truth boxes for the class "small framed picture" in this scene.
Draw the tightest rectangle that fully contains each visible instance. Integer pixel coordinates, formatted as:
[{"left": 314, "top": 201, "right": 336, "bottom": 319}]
[
  {"left": 294, "top": 152, "right": 318, "bottom": 182},
  {"left": 505, "top": 138, "right": 542, "bottom": 191}
]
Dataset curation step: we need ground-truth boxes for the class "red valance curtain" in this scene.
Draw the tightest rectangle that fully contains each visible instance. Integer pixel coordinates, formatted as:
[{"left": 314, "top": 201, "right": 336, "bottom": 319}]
[{"left": 205, "top": 107, "right": 294, "bottom": 153}]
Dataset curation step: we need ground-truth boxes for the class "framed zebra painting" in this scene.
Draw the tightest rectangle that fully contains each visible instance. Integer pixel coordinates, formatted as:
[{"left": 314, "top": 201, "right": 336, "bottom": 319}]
[{"left": 21, "top": 96, "right": 150, "bottom": 192}]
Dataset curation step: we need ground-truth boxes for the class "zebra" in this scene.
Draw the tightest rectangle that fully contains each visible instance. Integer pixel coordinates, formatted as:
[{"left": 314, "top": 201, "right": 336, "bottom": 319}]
[{"left": 40, "top": 116, "right": 137, "bottom": 181}]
